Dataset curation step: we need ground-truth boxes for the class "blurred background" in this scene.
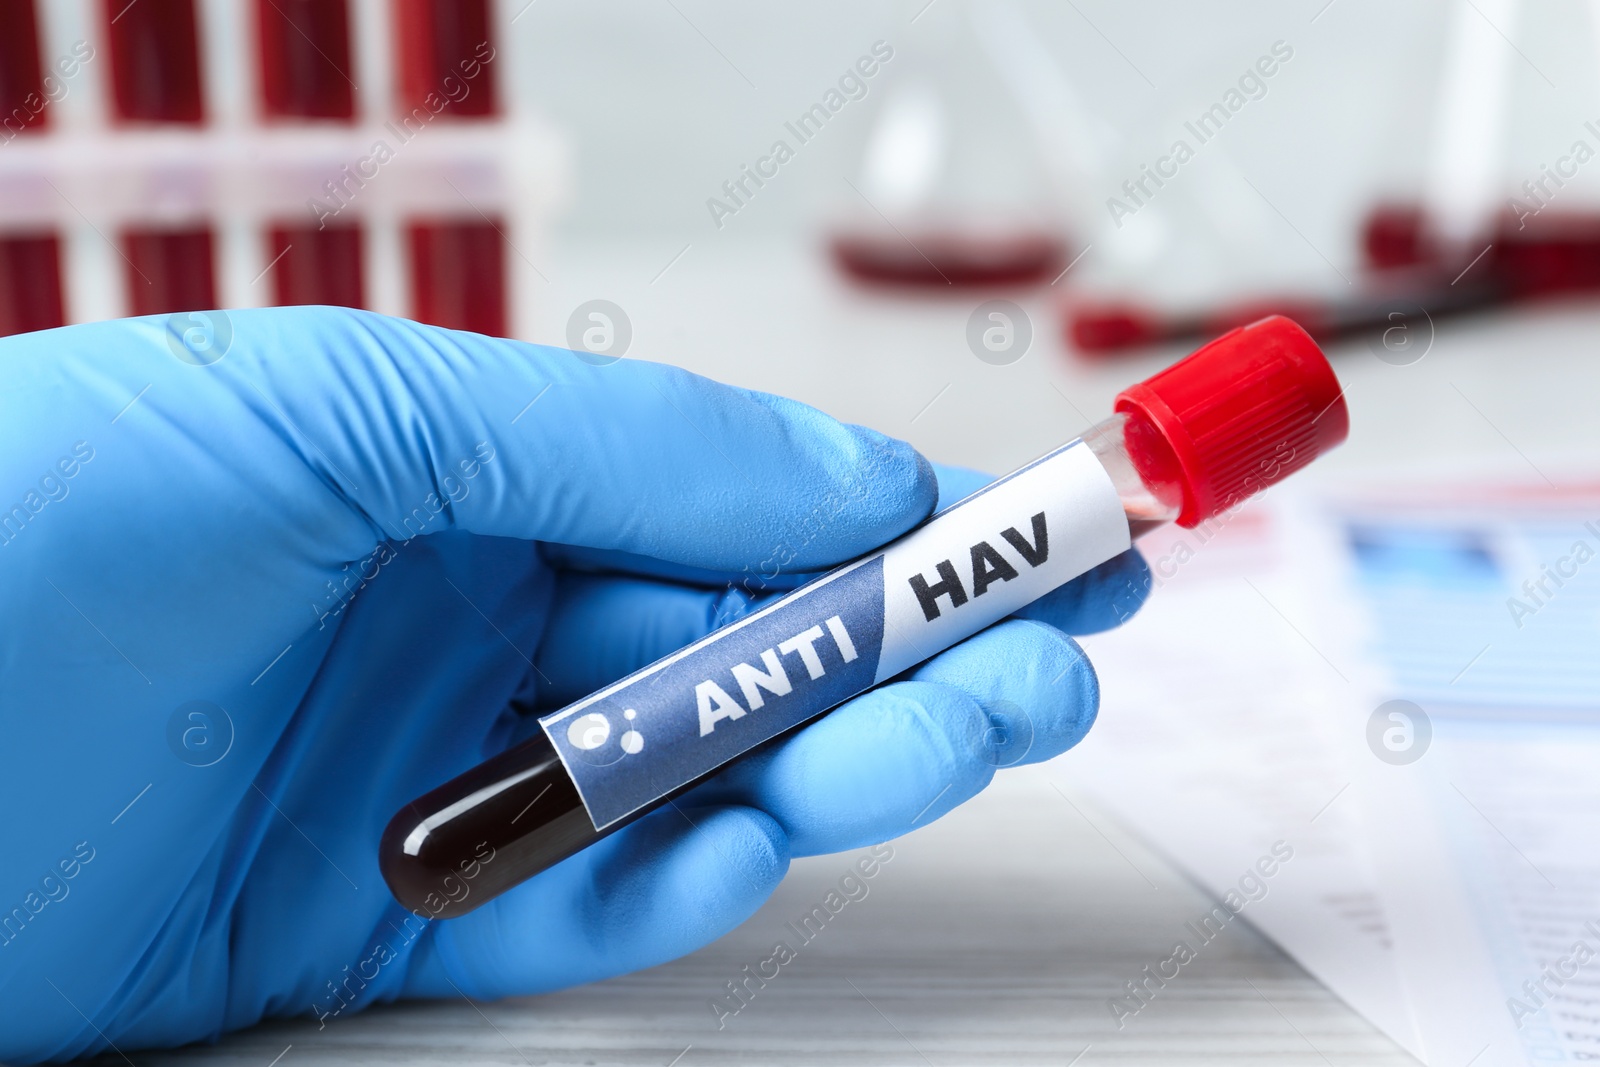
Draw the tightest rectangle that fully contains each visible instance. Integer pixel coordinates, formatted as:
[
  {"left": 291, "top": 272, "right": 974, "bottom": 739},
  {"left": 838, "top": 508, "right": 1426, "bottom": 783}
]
[{"left": 4, "top": 0, "right": 1600, "bottom": 480}]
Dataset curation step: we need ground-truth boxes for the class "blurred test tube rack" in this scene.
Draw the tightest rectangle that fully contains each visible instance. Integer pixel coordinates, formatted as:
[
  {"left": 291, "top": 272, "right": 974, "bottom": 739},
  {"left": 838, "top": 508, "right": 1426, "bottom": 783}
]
[{"left": 0, "top": 0, "right": 567, "bottom": 339}]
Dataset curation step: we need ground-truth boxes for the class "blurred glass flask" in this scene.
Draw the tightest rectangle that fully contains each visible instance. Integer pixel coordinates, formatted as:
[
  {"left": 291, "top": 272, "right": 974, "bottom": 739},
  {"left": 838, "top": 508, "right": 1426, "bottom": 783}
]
[{"left": 830, "top": 4, "right": 1072, "bottom": 288}]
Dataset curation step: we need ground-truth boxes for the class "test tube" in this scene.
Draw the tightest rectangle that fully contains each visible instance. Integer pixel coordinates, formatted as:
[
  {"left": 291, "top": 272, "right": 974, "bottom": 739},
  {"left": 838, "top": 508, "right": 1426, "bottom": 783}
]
[
  {"left": 267, "top": 223, "right": 365, "bottom": 308},
  {"left": 122, "top": 226, "right": 216, "bottom": 315},
  {"left": 381, "top": 315, "right": 1350, "bottom": 919},
  {"left": 406, "top": 220, "right": 506, "bottom": 337},
  {"left": 0, "top": 232, "right": 65, "bottom": 337},
  {"left": 103, "top": 0, "right": 205, "bottom": 125},
  {"left": 256, "top": 0, "right": 357, "bottom": 121},
  {"left": 0, "top": 0, "right": 48, "bottom": 136},
  {"left": 393, "top": 0, "right": 498, "bottom": 119}
]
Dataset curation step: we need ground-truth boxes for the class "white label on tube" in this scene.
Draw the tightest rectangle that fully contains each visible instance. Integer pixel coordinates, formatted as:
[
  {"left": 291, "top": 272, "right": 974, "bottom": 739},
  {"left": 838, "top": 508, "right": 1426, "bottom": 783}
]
[
  {"left": 874, "top": 441, "right": 1129, "bottom": 680},
  {"left": 540, "top": 439, "right": 1130, "bottom": 830}
]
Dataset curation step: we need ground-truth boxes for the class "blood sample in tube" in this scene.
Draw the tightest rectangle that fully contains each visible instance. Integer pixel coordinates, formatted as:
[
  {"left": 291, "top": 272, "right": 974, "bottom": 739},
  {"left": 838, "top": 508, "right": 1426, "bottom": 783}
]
[
  {"left": 0, "top": 0, "right": 48, "bottom": 136},
  {"left": 257, "top": 0, "right": 356, "bottom": 121},
  {"left": 103, "top": 0, "right": 205, "bottom": 125},
  {"left": 123, "top": 226, "right": 216, "bottom": 316},
  {"left": 268, "top": 224, "right": 365, "bottom": 309},
  {"left": 407, "top": 220, "right": 506, "bottom": 337},
  {"left": 0, "top": 232, "right": 65, "bottom": 337},
  {"left": 394, "top": 0, "right": 498, "bottom": 119}
]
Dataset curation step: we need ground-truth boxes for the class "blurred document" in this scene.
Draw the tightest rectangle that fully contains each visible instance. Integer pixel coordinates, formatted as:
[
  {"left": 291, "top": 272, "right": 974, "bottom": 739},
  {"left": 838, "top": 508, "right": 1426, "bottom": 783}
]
[
  {"left": 1323, "top": 484, "right": 1600, "bottom": 1067},
  {"left": 1067, "top": 497, "right": 1424, "bottom": 1057}
]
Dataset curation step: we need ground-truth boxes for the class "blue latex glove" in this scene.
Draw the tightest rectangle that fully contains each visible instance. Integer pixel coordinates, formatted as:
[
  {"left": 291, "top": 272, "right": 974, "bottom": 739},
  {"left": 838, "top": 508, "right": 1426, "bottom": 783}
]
[{"left": 0, "top": 307, "right": 1149, "bottom": 1062}]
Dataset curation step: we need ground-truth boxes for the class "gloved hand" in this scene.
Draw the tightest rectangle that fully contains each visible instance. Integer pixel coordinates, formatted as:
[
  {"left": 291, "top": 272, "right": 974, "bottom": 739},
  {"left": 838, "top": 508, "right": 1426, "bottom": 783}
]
[{"left": 0, "top": 307, "right": 1148, "bottom": 1062}]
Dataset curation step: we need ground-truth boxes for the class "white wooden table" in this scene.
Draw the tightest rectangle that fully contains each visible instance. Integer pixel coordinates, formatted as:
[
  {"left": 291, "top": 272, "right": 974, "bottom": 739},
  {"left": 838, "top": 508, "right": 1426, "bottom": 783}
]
[{"left": 120, "top": 775, "right": 1415, "bottom": 1067}]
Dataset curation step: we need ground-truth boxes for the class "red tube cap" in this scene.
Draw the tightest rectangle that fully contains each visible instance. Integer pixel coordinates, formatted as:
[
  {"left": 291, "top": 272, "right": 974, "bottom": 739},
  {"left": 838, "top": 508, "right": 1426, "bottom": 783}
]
[{"left": 1114, "top": 316, "right": 1348, "bottom": 528}]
